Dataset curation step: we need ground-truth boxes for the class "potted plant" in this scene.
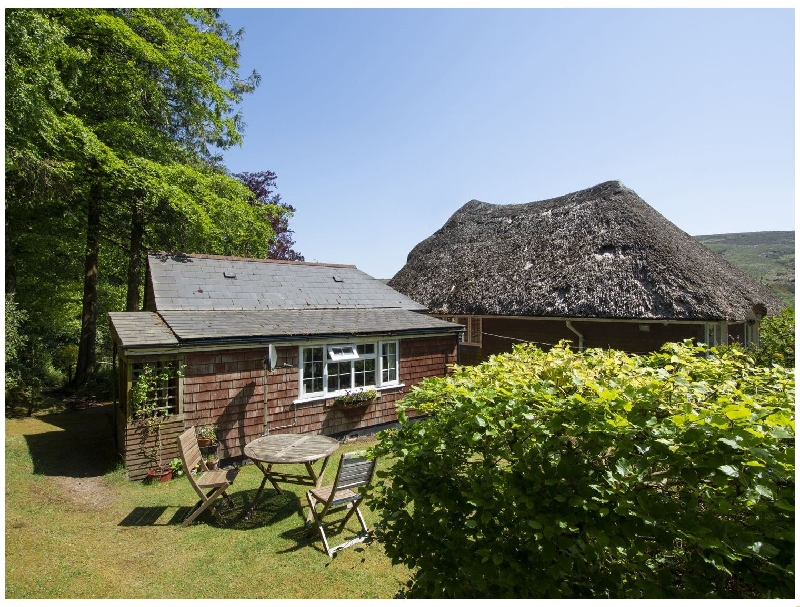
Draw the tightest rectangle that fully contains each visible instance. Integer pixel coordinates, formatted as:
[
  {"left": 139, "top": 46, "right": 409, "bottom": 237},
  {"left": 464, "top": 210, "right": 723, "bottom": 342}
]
[
  {"left": 205, "top": 453, "right": 219, "bottom": 470},
  {"left": 169, "top": 457, "right": 184, "bottom": 478},
  {"left": 131, "top": 363, "right": 180, "bottom": 483},
  {"left": 196, "top": 423, "right": 217, "bottom": 447}
]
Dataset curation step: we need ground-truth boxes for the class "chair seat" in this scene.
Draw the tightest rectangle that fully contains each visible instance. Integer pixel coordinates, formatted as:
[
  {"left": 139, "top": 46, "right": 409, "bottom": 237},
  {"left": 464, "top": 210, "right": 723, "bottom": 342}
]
[
  {"left": 177, "top": 427, "right": 239, "bottom": 527},
  {"left": 310, "top": 485, "right": 359, "bottom": 507},
  {"left": 197, "top": 468, "right": 239, "bottom": 488},
  {"left": 306, "top": 451, "right": 377, "bottom": 557}
]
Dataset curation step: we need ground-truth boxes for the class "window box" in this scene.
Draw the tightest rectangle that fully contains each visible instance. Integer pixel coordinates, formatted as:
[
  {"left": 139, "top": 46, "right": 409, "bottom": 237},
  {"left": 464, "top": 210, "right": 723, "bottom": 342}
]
[{"left": 329, "top": 388, "right": 378, "bottom": 410}]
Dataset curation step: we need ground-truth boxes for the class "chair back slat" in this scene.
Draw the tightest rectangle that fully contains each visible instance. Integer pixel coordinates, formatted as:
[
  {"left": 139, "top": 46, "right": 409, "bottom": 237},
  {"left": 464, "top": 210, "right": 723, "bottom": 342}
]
[
  {"left": 333, "top": 452, "right": 376, "bottom": 491},
  {"left": 177, "top": 427, "right": 206, "bottom": 493}
]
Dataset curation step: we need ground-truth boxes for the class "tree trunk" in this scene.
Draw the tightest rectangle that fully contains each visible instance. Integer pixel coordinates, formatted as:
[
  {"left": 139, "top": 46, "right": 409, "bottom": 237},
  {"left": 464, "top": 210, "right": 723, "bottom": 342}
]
[
  {"left": 125, "top": 200, "right": 144, "bottom": 311},
  {"left": 5, "top": 214, "right": 16, "bottom": 294},
  {"left": 73, "top": 181, "right": 101, "bottom": 386}
]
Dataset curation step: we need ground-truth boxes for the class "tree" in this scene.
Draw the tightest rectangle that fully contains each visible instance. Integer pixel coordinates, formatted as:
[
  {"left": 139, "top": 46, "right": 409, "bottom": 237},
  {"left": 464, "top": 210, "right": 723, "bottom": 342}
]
[
  {"left": 754, "top": 307, "right": 795, "bottom": 368},
  {"left": 234, "top": 170, "right": 304, "bottom": 261},
  {"left": 369, "top": 341, "right": 795, "bottom": 598},
  {"left": 5, "top": 9, "right": 289, "bottom": 388}
]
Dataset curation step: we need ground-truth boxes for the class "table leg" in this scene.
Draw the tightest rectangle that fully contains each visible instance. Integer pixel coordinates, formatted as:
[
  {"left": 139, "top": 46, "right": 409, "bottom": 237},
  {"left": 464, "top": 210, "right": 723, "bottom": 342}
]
[
  {"left": 245, "top": 461, "right": 282, "bottom": 520},
  {"left": 313, "top": 456, "right": 331, "bottom": 488}
]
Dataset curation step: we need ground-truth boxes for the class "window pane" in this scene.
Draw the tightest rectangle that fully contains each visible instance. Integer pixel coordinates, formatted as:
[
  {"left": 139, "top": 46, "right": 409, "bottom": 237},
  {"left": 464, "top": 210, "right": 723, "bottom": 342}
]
[
  {"left": 382, "top": 342, "right": 397, "bottom": 383},
  {"left": 327, "top": 344, "right": 359, "bottom": 361},
  {"left": 357, "top": 344, "right": 375, "bottom": 356},
  {"left": 302, "top": 347, "right": 324, "bottom": 395},
  {"left": 328, "top": 361, "right": 351, "bottom": 392},
  {"left": 355, "top": 358, "right": 375, "bottom": 387}
]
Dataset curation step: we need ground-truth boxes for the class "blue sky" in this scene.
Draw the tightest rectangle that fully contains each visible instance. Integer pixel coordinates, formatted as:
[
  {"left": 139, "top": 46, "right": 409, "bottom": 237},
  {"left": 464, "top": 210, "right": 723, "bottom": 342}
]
[{"left": 220, "top": 7, "right": 795, "bottom": 279}]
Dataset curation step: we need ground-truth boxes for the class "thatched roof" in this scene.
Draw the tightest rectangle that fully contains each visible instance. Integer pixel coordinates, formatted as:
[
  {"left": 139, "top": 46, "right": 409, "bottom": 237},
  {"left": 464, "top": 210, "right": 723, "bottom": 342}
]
[{"left": 389, "top": 181, "right": 784, "bottom": 321}]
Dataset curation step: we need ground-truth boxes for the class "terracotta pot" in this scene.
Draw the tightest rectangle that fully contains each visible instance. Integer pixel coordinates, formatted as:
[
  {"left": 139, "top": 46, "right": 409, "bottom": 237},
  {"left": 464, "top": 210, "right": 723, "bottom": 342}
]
[
  {"left": 197, "top": 437, "right": 213, "bottom": 447},
  {"left": 206, "top": 459, "right": 218, "bottom": 470},
  {"left": 146, "top": 466, "right": 173, "bottom": 483}
]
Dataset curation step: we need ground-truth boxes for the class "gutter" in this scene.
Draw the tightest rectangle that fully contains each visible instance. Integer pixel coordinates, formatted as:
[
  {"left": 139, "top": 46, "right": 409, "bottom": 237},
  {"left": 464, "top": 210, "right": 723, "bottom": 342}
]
[
  {"left": 118, "top": 328, "right": 462, "bottom": 355},
  {"left": 565, "top": 320, "right": 584, "bottom": 351}
]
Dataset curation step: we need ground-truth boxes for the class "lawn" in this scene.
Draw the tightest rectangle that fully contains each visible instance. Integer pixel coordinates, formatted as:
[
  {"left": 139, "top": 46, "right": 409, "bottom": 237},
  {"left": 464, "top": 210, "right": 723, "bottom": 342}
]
[{"left": 5, "top": 402, "right": 411, "bottom": 599}]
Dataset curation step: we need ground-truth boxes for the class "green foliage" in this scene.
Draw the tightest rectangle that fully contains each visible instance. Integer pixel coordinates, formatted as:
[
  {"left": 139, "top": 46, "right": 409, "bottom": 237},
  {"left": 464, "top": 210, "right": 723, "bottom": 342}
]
[
  {"left": 196, "top": 424, "right": 218, "bottom": 441},
  {"left": 5, "top": 294, "right": 28, "bottom": 391},
  {"left": 369, "top": 341, "right": 795, "bottom": 598},
  {"left": 131, "top": 363, "right": 183, "bottom": 468},
  {"left": 5, "top": 8, "right": 294, "bottom": 390},
  {"left": 169, "top": 457, "right": 184, "bottom": 477},
  {"left": 754, "top": 307, "right": 795, "bottom": 368}
]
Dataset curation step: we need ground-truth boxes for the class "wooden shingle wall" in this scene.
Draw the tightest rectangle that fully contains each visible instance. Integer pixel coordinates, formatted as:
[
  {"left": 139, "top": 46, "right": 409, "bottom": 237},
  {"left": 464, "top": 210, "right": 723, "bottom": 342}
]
[
  {"left": 175, "top": 335, "right": 459, "bottom": 462},
  {"left": 124, "top": 417, "right": 184, "bottom": 481}
]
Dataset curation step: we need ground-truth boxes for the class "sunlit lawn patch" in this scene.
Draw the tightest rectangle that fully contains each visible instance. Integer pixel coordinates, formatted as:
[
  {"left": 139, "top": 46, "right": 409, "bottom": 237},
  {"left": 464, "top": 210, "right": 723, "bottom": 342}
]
[{"left": 5, "top": 404, "right": 410, "bottom": 599}]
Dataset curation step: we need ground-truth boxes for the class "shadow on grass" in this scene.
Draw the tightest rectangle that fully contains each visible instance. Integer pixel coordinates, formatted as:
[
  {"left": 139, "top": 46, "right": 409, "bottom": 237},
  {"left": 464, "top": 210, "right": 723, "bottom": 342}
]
[
  {"left": 278, "top": 510, "right": 377, "bottom": 558},
  {"left": 22, "top": 404, "right": 120, "bottom": 478},
  {"left": 118, "top": 487, "right": 305, "bottom": 530}
]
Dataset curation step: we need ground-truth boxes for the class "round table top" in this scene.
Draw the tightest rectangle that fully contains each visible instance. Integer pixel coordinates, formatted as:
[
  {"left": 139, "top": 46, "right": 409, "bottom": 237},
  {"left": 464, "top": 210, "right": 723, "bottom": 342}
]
[{"left": 244, "top": 433, "right": 340, "bottom": 464}]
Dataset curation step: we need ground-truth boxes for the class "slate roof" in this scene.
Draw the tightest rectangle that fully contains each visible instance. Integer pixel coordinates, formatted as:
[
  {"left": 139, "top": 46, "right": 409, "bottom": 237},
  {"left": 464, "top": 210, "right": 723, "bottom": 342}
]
[
  {"left": 110, "top": 253, "right": 461, "bottom": 351},
  {"left": 158, "top": 309, "right": 460, "bottom": 342},
  {"left": 108, "top": 312, "right": 178, "bottom": 349},
  {"left": 147, "top": 253, "right": 425, "bottom": 312},
  {"left": 389, "top": 181, "right": 785, "bottom": 322}
]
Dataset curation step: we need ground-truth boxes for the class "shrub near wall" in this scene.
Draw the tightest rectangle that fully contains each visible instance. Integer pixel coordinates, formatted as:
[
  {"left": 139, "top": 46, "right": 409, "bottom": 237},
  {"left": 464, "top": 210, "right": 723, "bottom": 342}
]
[{"left": 369, "top": 341, "right": 795, "bottom": 599}]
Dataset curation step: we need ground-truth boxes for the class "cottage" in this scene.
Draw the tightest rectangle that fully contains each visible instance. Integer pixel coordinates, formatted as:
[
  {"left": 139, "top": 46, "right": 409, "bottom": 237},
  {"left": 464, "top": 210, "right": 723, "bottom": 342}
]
[
  {"left": 109, "top": 253, "right": 462, "bottom": 480},
  {"left": 388, "top": 181, "right": 785, "bottom": 365}
]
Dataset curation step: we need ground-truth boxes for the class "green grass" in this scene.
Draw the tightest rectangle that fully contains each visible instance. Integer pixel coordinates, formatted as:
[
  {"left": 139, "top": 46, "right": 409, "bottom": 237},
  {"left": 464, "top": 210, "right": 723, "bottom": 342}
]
[
  {"left": 694, "top": 231, "right": 795, "bottom": 306},
  {"left": 5, "top": 404, "right": 411, "bottom": 599}
]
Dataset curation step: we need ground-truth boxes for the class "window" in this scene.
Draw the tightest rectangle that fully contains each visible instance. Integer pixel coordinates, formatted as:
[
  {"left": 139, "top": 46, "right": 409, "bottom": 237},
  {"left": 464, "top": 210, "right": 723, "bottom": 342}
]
[
  {"left": 302, "top": 347, "right": 324, "bottom": 394},
  {"left": 130, "top": 360, "right": 181, "bottom": 416},
  {"left": 440, "top": 315, "right": 482, "bottom": 347},
  {"left": 300, "top": 340, "right": 399, "bottom": 398},
  {"left": 327, "top": 345, "right": 359, "bottom": 362},
  {"left": 381, "top": 342, "right": 397, "bottom": 383},
  {"left": 704, "top": 322, "right": 728, "bottom": 347}
]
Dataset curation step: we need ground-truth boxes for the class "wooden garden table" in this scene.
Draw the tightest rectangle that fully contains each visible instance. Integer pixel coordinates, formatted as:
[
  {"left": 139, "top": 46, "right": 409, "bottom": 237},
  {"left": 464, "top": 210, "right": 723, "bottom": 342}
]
[{"left": 243, "top": 433, "right": 340, "bottom": 520}]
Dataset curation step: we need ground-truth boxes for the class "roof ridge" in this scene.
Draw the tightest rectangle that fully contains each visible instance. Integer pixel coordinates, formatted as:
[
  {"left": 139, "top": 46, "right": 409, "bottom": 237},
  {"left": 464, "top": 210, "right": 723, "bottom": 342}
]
[{"left": 147, "top": 251, "right": 357, "bottom": 270}]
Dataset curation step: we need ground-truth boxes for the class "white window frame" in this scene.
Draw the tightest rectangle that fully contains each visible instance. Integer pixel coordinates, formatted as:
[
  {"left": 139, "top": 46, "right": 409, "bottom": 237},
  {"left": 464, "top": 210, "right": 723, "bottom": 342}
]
[
  {"left": 327, "top": 344, "right": 359, "bottom": 362},
  {"left": 704, "top": 322, "right": 728, "bottom": 347},
  {"left": 299, "top": 339, "right": 400, "bottom": 399}
]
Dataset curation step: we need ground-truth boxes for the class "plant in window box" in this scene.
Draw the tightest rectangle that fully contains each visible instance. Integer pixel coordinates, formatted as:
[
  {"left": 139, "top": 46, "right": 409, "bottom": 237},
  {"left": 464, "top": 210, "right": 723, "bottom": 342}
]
[
  {"left": 130, "top": 363, "right": 183, "bottom": 482},
  {"left": 332, "top": 388, "right": 378, "bottom": 409}
]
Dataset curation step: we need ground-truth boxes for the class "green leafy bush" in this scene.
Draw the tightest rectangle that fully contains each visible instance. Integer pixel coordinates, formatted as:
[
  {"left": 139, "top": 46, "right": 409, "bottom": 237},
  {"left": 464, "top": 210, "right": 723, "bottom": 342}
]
[
  {"left": 755, "top": 306, "right": 795, "bottom": 368},
  {"left": 369, "top": 341, "right": 794, "bottom": 598}
]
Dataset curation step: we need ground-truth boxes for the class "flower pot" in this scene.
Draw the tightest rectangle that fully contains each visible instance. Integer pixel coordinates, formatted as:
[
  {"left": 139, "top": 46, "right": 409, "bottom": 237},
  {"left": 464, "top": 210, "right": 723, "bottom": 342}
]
[
  {"left": 206, "top": 459, "right": 218, "bottom": 470},
  {"left": 197, "top": 437, "right": 213, "bottom": 447},
  {"left": 146, "top": 466, "right": 173, "bottom": 483}
]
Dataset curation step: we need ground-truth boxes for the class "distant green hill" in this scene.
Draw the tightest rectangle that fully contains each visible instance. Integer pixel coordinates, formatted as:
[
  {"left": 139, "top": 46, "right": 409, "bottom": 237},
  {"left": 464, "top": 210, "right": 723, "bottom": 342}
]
[{"left": 694, "top": 231, "right": 795, "bottom": 307}]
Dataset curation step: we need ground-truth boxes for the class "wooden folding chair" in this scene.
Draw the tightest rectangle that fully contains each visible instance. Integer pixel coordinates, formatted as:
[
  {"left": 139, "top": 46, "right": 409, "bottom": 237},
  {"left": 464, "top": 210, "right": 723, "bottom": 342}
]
[
  {"left": 176, "top": 427, "right": 239, "bottom": 527},
  {"left": 306, "top": 451, "right": 377, "bottom": 557}
]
